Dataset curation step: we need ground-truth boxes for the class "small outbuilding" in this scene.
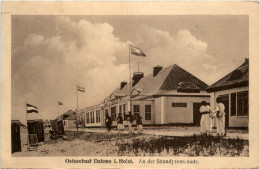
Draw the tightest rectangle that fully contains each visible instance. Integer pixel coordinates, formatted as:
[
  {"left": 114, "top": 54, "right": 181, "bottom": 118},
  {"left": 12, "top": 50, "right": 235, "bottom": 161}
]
[
  {"left": 56, "top": 110, "right": 77, "bottom": 128},
  {"left": 11, "top": 120, "right": 22, "bottom": 153},
  {"left": 27, "top": 119, "right": 45, "bottom": 142}
]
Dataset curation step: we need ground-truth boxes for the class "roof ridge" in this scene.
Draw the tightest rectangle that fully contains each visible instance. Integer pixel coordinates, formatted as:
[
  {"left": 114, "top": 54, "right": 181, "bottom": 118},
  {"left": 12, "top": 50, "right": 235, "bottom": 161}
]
[
  {"left": 112, "top": 64, "right": 175, "bottom": 92},
  {"left": 158, "top": 64, "right": 208, "bottom": 92},
  {"left": 174, "top": 64, "right": 208, "bottom": 86}
]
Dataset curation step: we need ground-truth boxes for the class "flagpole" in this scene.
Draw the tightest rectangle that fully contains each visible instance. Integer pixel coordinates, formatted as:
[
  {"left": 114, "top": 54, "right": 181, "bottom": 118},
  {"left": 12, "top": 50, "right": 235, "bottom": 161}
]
[
  {"left": 76, "top": 86, "right": 78, "bottom": 111},
  {"left": 25, "top": 103, "right": 28, "bottom": 122},
  {"left": 129, "top": 44, "right": 132, "bottom": 114}
]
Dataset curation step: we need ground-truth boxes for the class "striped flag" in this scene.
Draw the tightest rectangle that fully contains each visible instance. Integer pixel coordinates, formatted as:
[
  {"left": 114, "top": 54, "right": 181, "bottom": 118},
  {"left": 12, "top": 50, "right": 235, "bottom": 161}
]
[
  {"left": 26, "top": 103, "right": 38, "bottom": 113},
  {"left": 58, "top": 102, "right": 63, "bottom": 105},
  {"left": 130, "top": 45, "right": 146, "bottom": 57},
  {"left": 77, "top": 85, "right": 85, "bottom": 92}
]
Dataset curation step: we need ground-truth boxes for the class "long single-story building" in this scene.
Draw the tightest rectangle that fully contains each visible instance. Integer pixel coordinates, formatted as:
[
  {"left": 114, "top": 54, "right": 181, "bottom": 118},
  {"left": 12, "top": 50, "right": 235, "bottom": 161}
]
[
  {"left": 207, "top": 58, "right": 249, "bottom": 128},
  {"left": 80, "top": 64, "right": 211, "bottom": 127}
]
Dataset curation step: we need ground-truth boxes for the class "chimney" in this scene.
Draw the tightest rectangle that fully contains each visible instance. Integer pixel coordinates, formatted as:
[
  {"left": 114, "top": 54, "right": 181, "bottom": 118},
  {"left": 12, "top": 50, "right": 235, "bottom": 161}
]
[
  {"left": 153, "top": 65, "right": 163, "bottom": 77},
  {"left": 132, "top": 72, "right": 144, "bottom": 87},
  {"left": 120, "top": 81, "right": 127, "bottom": 90},
  {"left": 245, "top": 58, "right": 249, "bottom": 64}
]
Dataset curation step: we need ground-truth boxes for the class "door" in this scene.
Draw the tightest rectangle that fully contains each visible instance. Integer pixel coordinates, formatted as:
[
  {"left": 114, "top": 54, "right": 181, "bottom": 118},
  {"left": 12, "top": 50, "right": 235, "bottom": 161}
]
[
  {"left": 27, "top": 122, "right": 45, "bottom": 142},
  {"left": 218, "top": 94, "right": 229, "bottom": 128},
  {"left": 193, "top": 103, "right": 201, "bottom": 126},
  {"left": 11, "top": 122, "right": 21, "bottom": 153}
]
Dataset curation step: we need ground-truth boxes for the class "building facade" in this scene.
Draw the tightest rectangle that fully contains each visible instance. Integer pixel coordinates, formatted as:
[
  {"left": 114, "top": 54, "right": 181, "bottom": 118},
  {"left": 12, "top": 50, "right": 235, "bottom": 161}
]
[
  {"left": 80, "top": 64, "right": 211, "bottom": 127},
  {"left": 207, "top": 59, "right": 249, "bottom": 128}
]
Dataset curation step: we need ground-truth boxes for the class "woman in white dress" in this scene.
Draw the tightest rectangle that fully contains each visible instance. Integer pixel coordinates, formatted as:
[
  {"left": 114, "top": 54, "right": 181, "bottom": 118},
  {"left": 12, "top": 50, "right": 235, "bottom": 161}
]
[
  {"left": 199, "top": 101, "right": 212, "bottom": 135},
  {"left": 214, "top": 97, "right": 226, "bottom": 136}
]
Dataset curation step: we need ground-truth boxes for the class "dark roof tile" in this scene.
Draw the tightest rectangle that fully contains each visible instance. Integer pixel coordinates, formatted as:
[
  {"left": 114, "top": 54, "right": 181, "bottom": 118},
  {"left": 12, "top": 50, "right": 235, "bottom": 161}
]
[
  {"left": 105, "top": 64, "right": 208, "bottom": 100},
  {"left": 207, "top": 59, "right": 249, "bottom": 92}
]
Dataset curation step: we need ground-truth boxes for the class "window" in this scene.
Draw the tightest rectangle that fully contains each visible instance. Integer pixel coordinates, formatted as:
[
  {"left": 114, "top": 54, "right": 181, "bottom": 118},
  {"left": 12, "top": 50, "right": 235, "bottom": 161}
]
[
  {"left": 96, "top": 110, "right": 100, "bottom": 123},
  {"left": 228, "top": 70, "right": 243, "bottom": 81},
  {"left": 119, "top": 105, "right": 122, "bottom": 114},
  {"left": 237, "top": 91, "right": 248, "bottom": 116},
  {"left": 105, "top": 109, "right": 108, "bottom": 116},
  {"left": 83, "top": 114, "right": 86, "bottom": 124},
  {"left": 63, "top": 120, "right": 67, "bottom": 127},
  {"left": 172, "top": 103, "right": 187, "bottom": 107},
  {"left": 123, "top": 104, "right": 126, "bottom": 113},
  {"left": 86, "top": 113, "right": 90, "bottom": 123},
  {"left": 91, "top": 111, "right": 95, "bottom": 123},
  {"left": 133, "top": 105, "right": 140, "bottom": 118},
  {"left": 133, "top": 105, "right": 140, "bottom": 113},
  {"left": 145, "top": 105, "right": 151, "bottom": 120},
  {"left": 231, "top": 93, "right": 236, "bottom": 116},
  {"left": 111, "top": 107, "right": 116, "bottom": 121},
  {"left": 177, "top": 82, "right": 200, "bottom": 93},
  {"left": 123, "top": 104, "right": 127, "bottom": 120}
]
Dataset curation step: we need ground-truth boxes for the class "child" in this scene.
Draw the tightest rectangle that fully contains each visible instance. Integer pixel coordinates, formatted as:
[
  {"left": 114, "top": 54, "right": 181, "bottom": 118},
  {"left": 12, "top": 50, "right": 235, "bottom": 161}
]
[
  {"left": 128, "top": 111, "right": 134, "bottom": 133},
  {"left": 136, "top": 114, "right": 143, "bottom": 133},
  {"left": 199, "top": 101, "right": 212, "bottom": 135},
  {"left": 105, "top": 113, "right": 112, "bottom": 132},
  {"left": 116, "top": 113, "right": 124, "bottom": 133}
]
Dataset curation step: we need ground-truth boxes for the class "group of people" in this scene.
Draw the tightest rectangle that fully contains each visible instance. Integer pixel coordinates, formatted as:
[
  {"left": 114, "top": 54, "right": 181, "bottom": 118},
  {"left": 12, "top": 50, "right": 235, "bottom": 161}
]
[
  {"left": 85, "top": 97, "right": 225, "bottom": 136},
  {"left": 105, "top": 111, "right": 143, "bottom": 133},
  {"left": 200, "top": 97, "right": 226, "bottom": 136}
]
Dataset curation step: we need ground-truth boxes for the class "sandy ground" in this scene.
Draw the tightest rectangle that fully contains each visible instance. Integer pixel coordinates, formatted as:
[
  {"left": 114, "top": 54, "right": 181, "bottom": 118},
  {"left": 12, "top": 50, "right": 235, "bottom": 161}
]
[{"left": 12, "top": 126, "right": 248, "bottom": 157}]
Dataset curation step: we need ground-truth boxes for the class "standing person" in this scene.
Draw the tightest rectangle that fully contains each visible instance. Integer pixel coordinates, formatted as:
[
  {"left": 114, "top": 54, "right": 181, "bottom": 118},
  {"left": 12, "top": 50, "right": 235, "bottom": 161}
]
[
  {"left": 81, "top": 118, "right": 85, "bottom": 130},
  {"left": 214, "top": 97, "right": 226, "bottom": 136},
  {"left": 128, "top": 111, "right": 134, "bottom": 133},
  {"left": 199, "top": 101, "right": 212, "bottom": 135},
  {"left": 105, "top": 113, "right": 112, "bottom": 132},
  {"left": 75, "top": 120, "right": 80, "bottom": 131},
  {"left": 116, "top": 113, "right": 124, "bottom": 133},
  {"left": 136, "top": 114, "right": 143, "bottom": 133}
]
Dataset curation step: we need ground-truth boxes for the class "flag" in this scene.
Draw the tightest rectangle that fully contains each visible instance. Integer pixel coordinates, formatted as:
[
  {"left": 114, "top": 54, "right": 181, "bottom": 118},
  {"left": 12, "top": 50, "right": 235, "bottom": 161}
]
[
  {"left": 26, "top": 103, "right": 38, "bottom": 113},
  {"left": 58, "top": 102, "right": 63, "bottom": 105},
  {"left": 77, "top": 85, "right": 85, "bottom": 92},
  {"left": 130, "top": 45, "right": 146, "bottom": 57}
]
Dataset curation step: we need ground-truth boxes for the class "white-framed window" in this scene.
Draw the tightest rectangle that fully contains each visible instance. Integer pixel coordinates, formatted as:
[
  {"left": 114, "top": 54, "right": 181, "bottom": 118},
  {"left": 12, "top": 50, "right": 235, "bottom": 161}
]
[
  {"left": 237, "top": 91, "right": 248, "bottom": 116},
  {"left": 86, "top": 113, "right": 90, "bottom": 123},
  {"left": 111, "top": 106, "right": 116, "bottom": 121},
  {"left": 172, "top": 102, "right": 187, "bottom": 107},
  {"left": 145, "top": 105, "right": 151, "bottom": 120},
  {"left": 133, "top": 105, "right": 140, "bottom": 118},
  {"left": 119, "top": 105, "right": 122, "bottom": 114},
  {"left": 96, "top": 110, "right": 100, "bottom": 123},
  {"left": 91, "top": 111, "right": 95, "bottom": 123},
  {"left": 63, "top": 120, "right": 68, "bottom": 127},
  {"left": 231, "top": 93, "right": 236, "bottom": 116},
  {"left": 230, "top": 91, "right": 248, "bottom": 116},
  {"left": 123, "top": 104, "right": 127, "bottom": 120}
]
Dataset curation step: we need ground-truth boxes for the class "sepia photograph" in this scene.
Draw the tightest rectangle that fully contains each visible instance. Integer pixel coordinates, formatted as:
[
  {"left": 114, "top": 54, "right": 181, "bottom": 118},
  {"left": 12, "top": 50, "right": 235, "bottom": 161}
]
[
  {"left": 1, "top": 1, "right": 259, "bottom": 168},
  {"left": 11, "top": 15, "right": 249, "bottom": 157}
]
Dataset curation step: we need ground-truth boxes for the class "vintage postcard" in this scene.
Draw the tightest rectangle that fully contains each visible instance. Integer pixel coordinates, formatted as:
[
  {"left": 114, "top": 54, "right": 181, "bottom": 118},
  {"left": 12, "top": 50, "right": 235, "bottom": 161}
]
[{"left": 1, "top": 1, "right": 259, "bottom": 168}]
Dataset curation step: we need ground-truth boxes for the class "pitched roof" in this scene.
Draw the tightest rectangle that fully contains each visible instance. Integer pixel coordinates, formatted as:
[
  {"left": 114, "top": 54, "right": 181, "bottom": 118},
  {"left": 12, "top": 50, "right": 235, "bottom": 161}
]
[
  {"left": 207, "top": 59, "right": 249, "bottom": 92},
  {"left": 105, "top": 64, "right": 208, "bottom": 100},
  {"left": 64, "top": 113, "right": 76, "bottom": 120},
  {"left": 158, "top": 64, "right": 208, "bottom": 94},
  {"left": 55, "top": 110, "right": 75, "bottom": 120}
]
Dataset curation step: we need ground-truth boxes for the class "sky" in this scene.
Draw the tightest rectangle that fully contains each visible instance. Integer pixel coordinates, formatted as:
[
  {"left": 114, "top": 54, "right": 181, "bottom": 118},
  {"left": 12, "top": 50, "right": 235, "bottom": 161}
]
[{"left": 11, "top": 15, "right": 248, "bottom": 124}]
